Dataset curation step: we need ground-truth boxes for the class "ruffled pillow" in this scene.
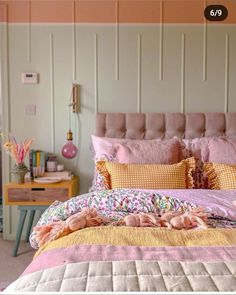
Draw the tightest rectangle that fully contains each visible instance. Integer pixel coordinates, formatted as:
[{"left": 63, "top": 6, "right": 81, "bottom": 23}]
[
  {"left": 204, "top": 162, "right": 236, "bottom": 189},
  {"left": 96, "top": 158, "right": 196, "bottom": 190}
]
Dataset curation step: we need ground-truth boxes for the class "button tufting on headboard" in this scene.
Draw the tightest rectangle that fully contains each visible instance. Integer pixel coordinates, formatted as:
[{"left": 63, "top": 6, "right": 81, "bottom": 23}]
[{"left": 95, "top": 113, "right": 236, "bottom": 139}]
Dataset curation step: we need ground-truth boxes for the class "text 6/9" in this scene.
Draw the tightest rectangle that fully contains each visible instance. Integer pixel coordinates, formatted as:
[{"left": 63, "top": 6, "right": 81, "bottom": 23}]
[{"left": 204, "top": 5, "right": 228, "bottom": 21}]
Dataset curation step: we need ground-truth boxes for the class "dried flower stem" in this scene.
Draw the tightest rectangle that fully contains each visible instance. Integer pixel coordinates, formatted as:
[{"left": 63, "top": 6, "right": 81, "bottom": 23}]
[{"left": 1, "top": 133, "right": 34, "bottom": 165}]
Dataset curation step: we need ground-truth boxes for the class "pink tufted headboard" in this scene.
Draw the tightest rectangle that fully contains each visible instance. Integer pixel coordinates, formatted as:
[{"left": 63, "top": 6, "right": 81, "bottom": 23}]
[{"left": 95, "top": 113, "right": 236, "bottom": 139}]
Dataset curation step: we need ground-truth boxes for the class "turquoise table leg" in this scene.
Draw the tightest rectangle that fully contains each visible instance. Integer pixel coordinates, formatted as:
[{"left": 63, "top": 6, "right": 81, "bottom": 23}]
[
  {"left": 12, "top": 209, "right": 27, "bottom": 257},
  {"left": 12, "top": 205, "right": 47, "bottom": 257},
  {"left": 25, "top": 210, "right": 35, "bottom": 242}
]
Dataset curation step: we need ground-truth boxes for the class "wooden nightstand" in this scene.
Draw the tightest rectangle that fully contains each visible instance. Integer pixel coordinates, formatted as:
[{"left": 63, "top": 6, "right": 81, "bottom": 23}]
[{"left": 4, "top": 177, "right": 79, "bottom": 256}]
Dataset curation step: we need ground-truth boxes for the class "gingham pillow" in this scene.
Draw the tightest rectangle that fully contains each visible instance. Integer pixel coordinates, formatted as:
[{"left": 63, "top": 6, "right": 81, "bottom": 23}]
[
  {"left": 96, "top": 158, "right": 196, "bottom": 190},
  {"left": 204, "top": 162, "right": 236, "bottom": 189}
]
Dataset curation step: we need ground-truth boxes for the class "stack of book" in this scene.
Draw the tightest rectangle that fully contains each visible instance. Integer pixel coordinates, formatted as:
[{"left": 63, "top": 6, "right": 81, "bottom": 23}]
[
  {"left": 43, "top": 171, "right": 74, "bottom": 181},
  {"left": 29, "top": 150, "right": 46, "bottom": 178}
]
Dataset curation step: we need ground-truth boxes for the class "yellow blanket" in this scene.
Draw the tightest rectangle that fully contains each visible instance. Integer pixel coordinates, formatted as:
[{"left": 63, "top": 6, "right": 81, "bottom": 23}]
[{"left": 35, "top": 226, "right": 236, "bottom": 258}]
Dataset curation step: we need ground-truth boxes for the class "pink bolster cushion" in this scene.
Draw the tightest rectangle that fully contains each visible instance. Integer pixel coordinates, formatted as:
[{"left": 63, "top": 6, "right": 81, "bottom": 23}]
[{"left": 114, "top": 138, "right": 183, "bottom": 164}]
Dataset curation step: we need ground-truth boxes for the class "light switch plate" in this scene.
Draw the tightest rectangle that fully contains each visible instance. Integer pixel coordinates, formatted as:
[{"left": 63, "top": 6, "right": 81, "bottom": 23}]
[{"left": 25, "top": 104, "right": 36, "bottom": 115}]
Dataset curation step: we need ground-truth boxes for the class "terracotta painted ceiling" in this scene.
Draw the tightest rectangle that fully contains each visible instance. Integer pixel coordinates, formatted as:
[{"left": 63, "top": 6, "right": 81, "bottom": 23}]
[{"left": 0, "top": 0, "right": 235, "bottom": 24}]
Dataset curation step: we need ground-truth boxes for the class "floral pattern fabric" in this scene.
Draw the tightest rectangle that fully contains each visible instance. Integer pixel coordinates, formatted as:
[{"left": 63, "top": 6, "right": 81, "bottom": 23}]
[
  {"left": 36, "top": 189, "right": 198, "bottom": 225},
  {"left": 30, "top": 189, "right": 197, "bottom": 249},
  {"left": 191, "top": 158, "right": 209, "bottom": 189},
  {"left": 30, "top": 188, "right": 236, "bottom": 249},
  {"left": 90, "top": 155, "right": 116, "bottom": 192}
]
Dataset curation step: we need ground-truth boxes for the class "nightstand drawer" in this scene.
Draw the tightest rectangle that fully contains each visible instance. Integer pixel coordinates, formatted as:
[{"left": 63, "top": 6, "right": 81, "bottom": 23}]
[
  {"left": 4, "top": 177, "right": 79, "bottom": 205},
  {"left": 7, "top": 187, "right": 69, "bottom": 203}
]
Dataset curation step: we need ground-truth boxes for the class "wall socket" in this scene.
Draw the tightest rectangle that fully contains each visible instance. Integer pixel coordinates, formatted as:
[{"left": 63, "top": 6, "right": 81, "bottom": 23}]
[{"left": 25, "top": 104, "right": 36, "bottom": 115}]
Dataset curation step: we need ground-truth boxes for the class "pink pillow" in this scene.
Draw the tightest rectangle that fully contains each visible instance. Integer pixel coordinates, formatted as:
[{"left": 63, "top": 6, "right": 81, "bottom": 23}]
[
  {"left": 114, "top": 139, "right": 182, "bottom": 164},
  {"left": 183, "top": 138, "right": 210, "bottom": 162},
  {"left": 91, "top": 135, "right": 129, "bottom": 161},
  {"left": 208, "top": 137, "right": 236, "bottom": 164},
  {"left": 184, "top": 137, "right": 236, "bottom": 164},
  {"left": 91, "top": 135, "right": 130, "bottom": 192}
]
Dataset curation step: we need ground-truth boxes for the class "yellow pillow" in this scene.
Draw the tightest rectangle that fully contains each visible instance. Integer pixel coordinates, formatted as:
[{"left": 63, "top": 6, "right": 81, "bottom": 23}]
[
  {"left": 204, "top": 162, "right": 236, "bottom": 189},
  {"left": 96, "top": 157, "right": 195, "bottom": 190}
]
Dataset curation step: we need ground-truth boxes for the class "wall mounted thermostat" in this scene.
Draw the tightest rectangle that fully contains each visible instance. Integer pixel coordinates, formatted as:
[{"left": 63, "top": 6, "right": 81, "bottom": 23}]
[{"left": 21, "top": 72, "right": 39, "bottom": 84}]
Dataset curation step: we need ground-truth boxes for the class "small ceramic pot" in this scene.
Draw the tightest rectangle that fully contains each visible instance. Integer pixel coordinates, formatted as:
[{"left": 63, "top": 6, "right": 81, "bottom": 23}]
[{"left": 11, "top": 163, "right": 29, "bottom": 184}]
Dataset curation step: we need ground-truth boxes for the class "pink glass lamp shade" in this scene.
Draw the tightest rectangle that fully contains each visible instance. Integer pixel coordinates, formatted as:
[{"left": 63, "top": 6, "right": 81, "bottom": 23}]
[{"left": 61, "top": 129, "right": 78, "bottom": 159}]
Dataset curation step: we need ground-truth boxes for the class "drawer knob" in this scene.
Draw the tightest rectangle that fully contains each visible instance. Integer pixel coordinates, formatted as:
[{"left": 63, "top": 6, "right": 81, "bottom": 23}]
[{"left": 31, "top": 188, "right": 45, "bottom": 191}]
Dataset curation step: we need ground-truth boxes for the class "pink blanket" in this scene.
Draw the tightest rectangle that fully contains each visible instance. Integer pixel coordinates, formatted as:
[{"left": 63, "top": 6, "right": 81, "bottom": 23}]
[
  {"left": 144, "top": 189, "right": 236, "bottom": 220},
  {"left": 23, "top": 244, "right": 236, "bottom": 277}
]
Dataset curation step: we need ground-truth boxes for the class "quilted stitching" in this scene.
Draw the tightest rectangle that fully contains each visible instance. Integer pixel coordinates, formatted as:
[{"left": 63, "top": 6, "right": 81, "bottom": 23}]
[
  {"left": 135, "top": 260, "right": 167, "bottom": 291},
  {"left": 203, "top": 262, "right": 236, "bottom": 291},
  {"left": 4, "top": 260, "right": 236, "bottom": 292},
  {"left": 160, "top": 261, "right": 192, "bottom": 291}
]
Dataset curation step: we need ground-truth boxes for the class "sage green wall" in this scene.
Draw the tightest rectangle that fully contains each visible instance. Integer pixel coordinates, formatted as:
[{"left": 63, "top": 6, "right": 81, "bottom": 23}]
[{"left": 1, "top": 23, "right": 236, "bottom": 239}]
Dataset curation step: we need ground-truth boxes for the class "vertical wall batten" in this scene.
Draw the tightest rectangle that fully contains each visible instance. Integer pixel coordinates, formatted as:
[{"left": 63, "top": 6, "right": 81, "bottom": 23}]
[
  {"left": 224, "top": 33, "right": 229, "bottom": 113},
  {"left": 203, "top": 22, "right": 207, "bottom": 80},
  {"left": 181, "top": 33, "right": 185, "bottom": 113},
  {"left": 72, "top": 0, "right": 76, "bottom": 81},
  {"left": 0, "top": 4, "right": 11, "bottom": 237},
  {"left": 115, "top": 0, "right": 119, "bottom": 81},
  {"left": 137, "top": 33, "right": 141, "bottom": 113},
  {"left": 27, "top": 0, "right": 31, "bottom": 64},
  {"left": 159, "top": 0, "right": 163, "bottom": 81},
  {"left": 50, "top": 34, "right": 55, "bottom": 153},
  {"left": 94, "top": 33, "right": 98, "bottom": 113}
]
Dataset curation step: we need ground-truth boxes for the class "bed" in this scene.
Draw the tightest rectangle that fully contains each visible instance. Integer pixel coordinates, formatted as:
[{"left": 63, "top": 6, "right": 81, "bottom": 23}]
[{"left": 4, "top": 112, "right": 236, "bottom": 292}]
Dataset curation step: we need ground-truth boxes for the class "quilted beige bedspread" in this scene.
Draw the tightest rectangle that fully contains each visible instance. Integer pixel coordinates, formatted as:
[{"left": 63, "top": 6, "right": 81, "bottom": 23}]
[{"left": 5, "top": 260, "right": 236, "bottom": 292}]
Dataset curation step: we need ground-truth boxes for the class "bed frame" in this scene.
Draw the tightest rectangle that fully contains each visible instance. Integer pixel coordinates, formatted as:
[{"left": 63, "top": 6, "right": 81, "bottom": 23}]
[{"left": 95, "top": 113, "right": 236, "bottom": 139}]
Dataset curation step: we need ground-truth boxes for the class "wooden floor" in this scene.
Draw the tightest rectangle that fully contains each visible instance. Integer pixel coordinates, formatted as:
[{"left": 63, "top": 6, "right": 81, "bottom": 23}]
[{"left": 0, "top": 234, "right": 35, "bottom": 290}]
